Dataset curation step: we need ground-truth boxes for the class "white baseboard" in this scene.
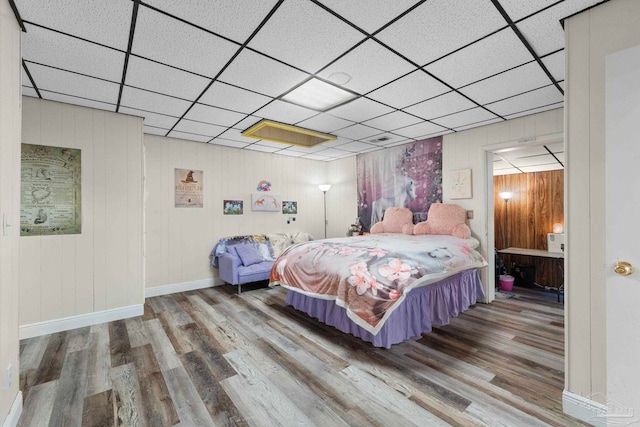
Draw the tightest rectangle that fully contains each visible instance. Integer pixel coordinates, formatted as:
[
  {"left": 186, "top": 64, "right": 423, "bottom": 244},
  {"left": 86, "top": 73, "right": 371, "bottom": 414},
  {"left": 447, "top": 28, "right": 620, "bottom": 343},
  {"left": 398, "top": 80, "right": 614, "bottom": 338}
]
[
  {"left": 2, "top": 391, "right": 22, "bottom": 427},
  {"left": 19, "top": 304, "right": 144, "bottom": 340},
  {"left": 563, "top": 390, "right": 607, "bottom": 426},
  {"left": 145, "top": 278, "right": 222, "bottom": 298}
]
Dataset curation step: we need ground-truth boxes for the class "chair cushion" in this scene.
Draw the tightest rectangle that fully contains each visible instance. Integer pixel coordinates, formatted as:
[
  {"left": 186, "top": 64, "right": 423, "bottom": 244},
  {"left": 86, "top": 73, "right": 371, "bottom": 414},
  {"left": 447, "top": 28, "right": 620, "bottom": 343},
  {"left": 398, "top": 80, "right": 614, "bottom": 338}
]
[{"left": 233, "top": 244, "right": 263, "bottom": 266}]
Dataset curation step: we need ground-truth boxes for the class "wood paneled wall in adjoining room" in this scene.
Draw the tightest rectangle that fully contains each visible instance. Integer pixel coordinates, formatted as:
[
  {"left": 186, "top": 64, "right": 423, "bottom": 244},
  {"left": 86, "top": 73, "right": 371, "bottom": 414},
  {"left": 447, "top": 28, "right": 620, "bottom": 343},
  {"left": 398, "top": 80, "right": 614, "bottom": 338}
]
[{"left": 494, "top": 170, "right": 564, "bottom": 288}]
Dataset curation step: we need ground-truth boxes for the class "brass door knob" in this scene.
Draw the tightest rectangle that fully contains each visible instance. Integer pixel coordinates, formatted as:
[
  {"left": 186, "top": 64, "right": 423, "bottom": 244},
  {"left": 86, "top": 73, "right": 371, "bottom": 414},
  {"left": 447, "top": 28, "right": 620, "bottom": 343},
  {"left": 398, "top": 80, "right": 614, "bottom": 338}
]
[{"left": 614, "top": 261, "right": 634, "bottom": 276}]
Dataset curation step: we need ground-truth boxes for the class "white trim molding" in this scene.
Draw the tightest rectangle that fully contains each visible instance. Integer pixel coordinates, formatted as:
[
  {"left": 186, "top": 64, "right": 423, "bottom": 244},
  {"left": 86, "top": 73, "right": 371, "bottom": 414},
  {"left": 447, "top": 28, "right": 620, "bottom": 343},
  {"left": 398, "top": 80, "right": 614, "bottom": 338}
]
[
  {"left": 145, "top": 278, "right": 221, "bottom": 298},
  {"left": 563, "top": 390, "right": 608, "bottom": 427},
  {"left": 19, "top": 305, "right": 144, "bottom": 340},
  {"left": 2, "top": 392, "right": 22, "bottom": 427}
]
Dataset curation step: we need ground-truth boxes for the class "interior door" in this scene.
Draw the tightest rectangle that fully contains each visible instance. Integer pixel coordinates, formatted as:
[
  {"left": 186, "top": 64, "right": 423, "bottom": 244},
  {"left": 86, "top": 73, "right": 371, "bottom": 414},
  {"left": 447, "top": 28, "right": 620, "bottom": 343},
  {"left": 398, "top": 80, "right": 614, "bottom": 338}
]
[{"left": 605, "top": 43, "right": 640, "bottom": 419}]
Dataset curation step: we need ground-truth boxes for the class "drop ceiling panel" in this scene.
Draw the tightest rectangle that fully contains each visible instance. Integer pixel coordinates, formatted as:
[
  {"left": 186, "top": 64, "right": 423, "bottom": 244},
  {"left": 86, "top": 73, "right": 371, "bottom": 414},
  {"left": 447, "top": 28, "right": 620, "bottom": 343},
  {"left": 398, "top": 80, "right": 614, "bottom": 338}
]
[
  {"left": 15, "top": 0, "right": 133, "bottom": 49},
  {"left": 143, "top": 0, "right": 279, "bottom": 44},
  {"left": 498, "top": 145, "right": 549, "bottom": 159},
  {"left": 520, "top": 163, "right": 563, "bottom": 173},
  {"left": 338, "top": 141, "right": 380, "bottom": 152},
  {"left": 393, "top": 121, "right": 448, "bottom": 139},
  {"left": 367, "top": 70, "right": 449, "bottom": 109},
  {"left": 233, "top": 116, "right": 262, "bottom": 131},
  {"left": 218, "top": 50, "right": 308, "bottom": 98},
  {"left": 362, "top": 111, "right": 422, "bottom": 131},
  {"left": 254, "top": 100, "right": 318, "bottom": 124},
  {"left": 328, "top": 97, "right": 394, "bottom": 123},
  {"left": 274, "top": 149, "right": 305, "bottom": 157},
  {"left": 211, "top": 138, "right": 250, "bottom": 149},
  {"left": 494, "top": 167, "right": 522, "bottom": 176},
  {"left": 118, "top": 107, "right": 179, "bottom": 130},
  {"left": 366, "top": 133, "right": 409, "bottom": 146},
  {"left": 144, "top": 125, "right": 170, "bottom": 136},
  {"left": 432, "top": 107, "right": 499, "bottom": 129},
  {"left": 321, "top": 137, "right": 354, "bottom": 148},
  {"left": 545, "top": 141, "right": 564, "bottom": 153},
  {"left": 253, "top": 140, "right": 292, "bottom": 149},
  {"left": 313, "top": 148, "right": 351, "bottom": 158},
  {"left": 174, "top": 119, "right": 227, "bottom": 137},
  {"left": 40, "top": 91, "right": 116, "bottom": 112},
  {"left": 318, "top": 40, "right": 416, "bottom": 95},
  {"left": 217, "top": 129, "right": 260, "bottom": 144},
  {"left": 541, "top": 50, "right": 565, "bottom": 82},
  {"left": 488, "top": 85, "right": 563, "bottom": 117},
  {"left": 22, "top": 87, "right": 39, "bottom": 97},
  {"left": 503, "top": 102, "right": 563, "bottom": 120},
  {"left": 303, "top": 153, "right": 334, "bottom": 160},
  {"left": 492, "top": 159, "right": 513, "bottom": 170},
  {"left": 248, "top": 1, "right": 365, "bottom": 74},
  {"left": 184, "top": 103, "right": 246, "bottom": 127},
  {"left": 425, "top": 29, "right": 533, "bottom": 88},
  {"left": 133, "top": 5, "right": 239, "bottom": 79},
  {"left": 405, "top": 91, "right": 475, "bottom": 120},
  {"left": 286, "top": 144, "right": 335, "bottom": 154},
  {"left": 317, "top": 0, "right": 421, "bottom": 33},
  {"left": 376, "top": 0, "right": 506, "bottom": 66},
  {"left": 246, "top": 144, "right": 280, "bottom": 153},
  {"left": 120, "top": 86, "right": 192, "bottom": 117},
  {"left": 510, "top": 154, "right": 558, "bottom": 168},
  {"left": 296, "top": 114, "right": 354, "bottom": 134},
  {"left": 333, "top": 124, "right": 382, "bottom": 141},
  {"left": 22, "top": 24, "right": 125, "bottom": 82},
  {"left": 124, "top": 56, "right": 210, "bottom": 101},
  {"left": 516, "top": 0, "right": 602, "bottom": 56},
  {"left": 459, "top": 61, "right": 550, "bottom": 105},
  {"left": 454, "top": 117, "right": 504, "bottom": 132},
  {"left": 167, "top": 130, "right": 211, "bottom": 143},
  {"left": 498, "top": 0, "right": 558, "bottom": 22},
  {"left": 198, "top": 82, "right": 272, "bottom": 114},
  {"left": 27, "top": 63, "right": 120, "bottom": 104}
]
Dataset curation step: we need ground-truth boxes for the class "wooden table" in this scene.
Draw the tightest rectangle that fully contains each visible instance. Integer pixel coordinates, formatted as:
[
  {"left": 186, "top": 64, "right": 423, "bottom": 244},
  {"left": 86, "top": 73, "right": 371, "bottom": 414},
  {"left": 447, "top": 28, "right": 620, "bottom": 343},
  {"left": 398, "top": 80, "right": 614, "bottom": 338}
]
[{"left": 498, "top": 247, "right": 564, "bottom": 301}]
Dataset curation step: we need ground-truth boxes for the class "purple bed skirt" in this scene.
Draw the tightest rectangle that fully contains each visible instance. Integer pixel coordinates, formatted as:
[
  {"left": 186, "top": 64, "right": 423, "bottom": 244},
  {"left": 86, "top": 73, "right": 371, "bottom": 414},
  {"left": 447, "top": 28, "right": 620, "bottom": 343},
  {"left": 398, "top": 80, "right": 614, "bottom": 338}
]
[{"left": 285, "top": 269, "right": 485, "bottom": 348}]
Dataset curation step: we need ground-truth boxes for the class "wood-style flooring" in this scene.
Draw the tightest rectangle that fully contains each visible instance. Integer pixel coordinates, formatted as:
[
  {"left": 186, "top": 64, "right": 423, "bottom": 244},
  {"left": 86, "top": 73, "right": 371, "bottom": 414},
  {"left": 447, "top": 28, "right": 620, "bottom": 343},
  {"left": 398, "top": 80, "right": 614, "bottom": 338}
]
[{"left": 18, "top": 283, "right": 587, "bottom": 426}]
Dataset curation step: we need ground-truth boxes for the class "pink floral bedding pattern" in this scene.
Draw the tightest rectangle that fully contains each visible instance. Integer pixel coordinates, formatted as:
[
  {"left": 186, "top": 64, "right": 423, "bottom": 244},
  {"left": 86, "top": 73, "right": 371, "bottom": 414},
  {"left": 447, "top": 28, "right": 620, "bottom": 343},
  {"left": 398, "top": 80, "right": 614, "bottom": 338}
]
[{"left": 270, "top": 234, "right": 487, "bottom": 334}]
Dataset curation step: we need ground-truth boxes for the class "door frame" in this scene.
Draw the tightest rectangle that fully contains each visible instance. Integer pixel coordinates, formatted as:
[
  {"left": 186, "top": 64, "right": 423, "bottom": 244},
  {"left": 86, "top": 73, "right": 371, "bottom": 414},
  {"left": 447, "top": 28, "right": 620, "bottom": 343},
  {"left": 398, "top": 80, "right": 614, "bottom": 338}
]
[{"left": 481, "top": 132, "right": 563, "bottom": 303}]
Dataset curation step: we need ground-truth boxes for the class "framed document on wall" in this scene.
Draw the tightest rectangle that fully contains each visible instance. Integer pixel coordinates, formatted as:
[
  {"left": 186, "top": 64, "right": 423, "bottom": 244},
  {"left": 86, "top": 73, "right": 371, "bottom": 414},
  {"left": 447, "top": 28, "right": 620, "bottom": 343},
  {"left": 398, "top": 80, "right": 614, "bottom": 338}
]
[{"left": 449, "top": 168, "right": 472, "bottom": 199}]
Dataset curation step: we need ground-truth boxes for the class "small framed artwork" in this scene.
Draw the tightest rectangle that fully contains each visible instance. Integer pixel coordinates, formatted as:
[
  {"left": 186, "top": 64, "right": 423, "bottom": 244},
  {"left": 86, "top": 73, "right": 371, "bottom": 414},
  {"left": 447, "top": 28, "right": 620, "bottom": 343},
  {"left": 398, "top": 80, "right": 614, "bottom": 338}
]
[
  {"left": 282, "top": 201, "right": 297, "bottom": 214},
  {"left": 251, "top": 193, "right": 281, "bottom": 212},
  {"left": 223, "top": 200, "right": 243, "bottom": 215},
  {"left": 449, "top": 168, "right": 472, "bottom": 199}
]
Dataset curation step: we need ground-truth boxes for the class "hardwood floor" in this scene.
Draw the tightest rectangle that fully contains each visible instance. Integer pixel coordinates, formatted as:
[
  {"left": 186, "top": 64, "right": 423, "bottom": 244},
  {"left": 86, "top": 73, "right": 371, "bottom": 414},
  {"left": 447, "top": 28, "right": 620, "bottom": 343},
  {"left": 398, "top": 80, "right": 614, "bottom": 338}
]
[{"left": 18, "top": 283, "right": 587, "bottom": 426}]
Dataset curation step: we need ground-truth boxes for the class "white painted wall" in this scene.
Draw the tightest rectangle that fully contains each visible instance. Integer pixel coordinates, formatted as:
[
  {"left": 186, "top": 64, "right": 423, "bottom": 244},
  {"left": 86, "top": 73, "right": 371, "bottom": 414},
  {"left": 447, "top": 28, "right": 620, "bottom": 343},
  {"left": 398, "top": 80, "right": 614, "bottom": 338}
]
[
  {"left": 564, "top": 0, "right": 640, "bottom": 413},
  {"left": 19, "top": 98, "right": 144, "bottom": 327},
  {"left": 0, "top": 0, "right": 22, "bottom": 423},
  {"left": 143, "top": 134, "right": 330, "bottom": 290}
]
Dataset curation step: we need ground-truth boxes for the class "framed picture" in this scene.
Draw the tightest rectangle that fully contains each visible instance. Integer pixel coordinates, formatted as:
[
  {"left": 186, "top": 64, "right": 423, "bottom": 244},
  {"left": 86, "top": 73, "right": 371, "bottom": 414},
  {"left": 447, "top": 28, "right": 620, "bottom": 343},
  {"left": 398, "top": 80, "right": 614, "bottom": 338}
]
[
  {"left": 251, "top": 193, "right": 281, "bottom": 212},
  {"left": 282, "top": 201, "right": 297, "bottom": 214},
  {"left": 449, "top": 168, "right": 472, "bottom": 199},
  {"left": 175, "top": 168, "right": 203, "bottom": 207},
  {"left": 223, "top": 200, "right": 243, "bottom": 215}
]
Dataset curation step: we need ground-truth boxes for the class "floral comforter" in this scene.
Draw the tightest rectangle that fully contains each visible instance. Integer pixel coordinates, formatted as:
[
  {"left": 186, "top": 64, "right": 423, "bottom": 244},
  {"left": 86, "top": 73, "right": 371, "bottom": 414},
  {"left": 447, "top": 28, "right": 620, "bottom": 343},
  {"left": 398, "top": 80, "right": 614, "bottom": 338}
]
[{"left": 270, "top": 233, "right": 487, "bottom": 335}]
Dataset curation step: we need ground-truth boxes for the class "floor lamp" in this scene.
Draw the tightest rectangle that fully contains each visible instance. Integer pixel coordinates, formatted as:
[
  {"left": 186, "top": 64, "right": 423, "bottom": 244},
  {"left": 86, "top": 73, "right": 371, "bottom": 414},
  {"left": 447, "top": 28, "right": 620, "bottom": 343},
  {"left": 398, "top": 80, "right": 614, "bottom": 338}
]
[
  {"left": 319, "top": 184, "right": 331, "bottom": 238},
  {"left": 498, "top": 191, "right": 512, "bottom": 248}
]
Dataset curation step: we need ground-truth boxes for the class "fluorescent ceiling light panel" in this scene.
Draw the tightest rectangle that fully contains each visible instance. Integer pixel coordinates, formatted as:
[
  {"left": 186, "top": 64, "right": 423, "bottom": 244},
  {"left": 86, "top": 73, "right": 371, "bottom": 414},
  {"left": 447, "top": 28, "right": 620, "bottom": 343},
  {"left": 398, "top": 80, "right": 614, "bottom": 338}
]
[
  {"left": 282, "top": 78, "right": 357, "bottom": 111},
  {"left": 242, "top": 119, "right": 336, "bottom": 147}
]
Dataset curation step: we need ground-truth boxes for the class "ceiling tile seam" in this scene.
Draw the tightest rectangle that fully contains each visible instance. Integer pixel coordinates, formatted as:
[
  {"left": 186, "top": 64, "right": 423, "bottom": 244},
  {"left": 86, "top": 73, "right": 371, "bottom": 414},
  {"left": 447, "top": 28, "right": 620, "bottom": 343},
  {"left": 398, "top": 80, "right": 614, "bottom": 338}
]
[
  {"left": 503, "top": 101, "right": 564, "bottom": 118},
  {"left": 544, "top": 145, "right": 565, "bottom": 168},
  {"left": 118, "top": 106, "right": 179, "bottom": 121},
  {"left": 359, "top": 94, "right": 458, "bottom": 132},
  {"left": 483, "top": 83, "right": 558, "bottom": 106},
  {"left": 540, "top": 47, "right": 564, "bottom": 60},
  {"left": 418, "top": 25, "right": 510, "bottom": 69},
  {"left": 128, "top": 53, "right": 216, "bottom": 80},
  {"left": 454, "top": 59, "right": 537, "bottom": 90},
  {"left": 22, "top": 60, "right": 41, "bottom": 98},
  {"left": 137, "top": 1, "right": 243, "bottom": 47},
  {"left": 8, "top": 0, "right": 26, "bottom": 32},
  {"left": 166, "top": 0, "right": 286, "bottom": 138},
  {"left": 490, "top": 0, "right": 564, "bottom": 96},
  {"left": 512, "top": 0, "right": 564, "bottom": 25},
  {"left": 23, "top": 60, "right": 121, "bottom": 86},
  {"left": 370, "top": 38, "right": 506, "bottom": 121},
  {"left": 495, "top": 153, "right": 525, "bottom": 174},
  {"left": 36, "top": 89, "right": 117, "bottom": 108},
  {"left": 559, "top": 0, "right": 610, "bottom": 29},
  {"left": 116, "top": 0, "right": 141, "bottom": 112},
  {"left": 21, "top": 21, "right": 127, "bottom": 54}
]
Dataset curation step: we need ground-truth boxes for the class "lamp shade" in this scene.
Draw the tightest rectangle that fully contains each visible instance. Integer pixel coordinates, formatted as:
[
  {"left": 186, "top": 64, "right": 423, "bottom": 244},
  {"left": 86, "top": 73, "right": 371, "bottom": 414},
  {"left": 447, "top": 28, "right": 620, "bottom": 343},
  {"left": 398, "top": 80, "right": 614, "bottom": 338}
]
[
  {"left": 318, "top": 184, "right": 331, "bottom": 192},
  {"left": 498, "top": 191, "right": 513, "bottom": 200},
  {"left": 553, "top": 223, "right": 564, "bottom": 233}
]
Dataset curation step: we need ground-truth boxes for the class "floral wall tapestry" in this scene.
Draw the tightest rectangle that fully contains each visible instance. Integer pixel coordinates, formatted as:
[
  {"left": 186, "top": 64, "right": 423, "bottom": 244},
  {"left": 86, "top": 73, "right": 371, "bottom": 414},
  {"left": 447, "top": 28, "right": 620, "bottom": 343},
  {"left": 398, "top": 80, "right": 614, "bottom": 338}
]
[{"left": 357, "top": 136, "right": 443, "bottom": 232}]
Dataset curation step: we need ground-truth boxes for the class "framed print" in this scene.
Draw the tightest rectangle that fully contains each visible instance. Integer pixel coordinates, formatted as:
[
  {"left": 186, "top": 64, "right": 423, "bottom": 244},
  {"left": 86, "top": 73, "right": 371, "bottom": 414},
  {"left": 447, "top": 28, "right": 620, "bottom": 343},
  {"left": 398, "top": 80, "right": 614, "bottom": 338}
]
[
  {"left": 449, "top": 168, "right": 472, "bottom": 199},
  {"left": 251, "top": 193, "right": 281, "bottom": 212}
]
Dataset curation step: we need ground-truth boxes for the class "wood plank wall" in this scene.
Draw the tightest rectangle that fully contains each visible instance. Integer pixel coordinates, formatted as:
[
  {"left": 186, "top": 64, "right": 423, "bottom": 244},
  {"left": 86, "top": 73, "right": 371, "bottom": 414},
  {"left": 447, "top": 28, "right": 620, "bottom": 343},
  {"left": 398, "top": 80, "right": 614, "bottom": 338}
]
[{"left": 494, "top": 170, "right": 564, "bottom": 288}]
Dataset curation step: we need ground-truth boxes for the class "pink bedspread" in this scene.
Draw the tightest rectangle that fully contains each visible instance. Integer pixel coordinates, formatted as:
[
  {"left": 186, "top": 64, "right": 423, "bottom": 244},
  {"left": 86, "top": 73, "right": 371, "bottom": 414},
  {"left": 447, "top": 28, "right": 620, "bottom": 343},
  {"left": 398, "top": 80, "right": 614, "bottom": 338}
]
[{"left": 270, "top": 234, "right": 487, "bottom": 334}]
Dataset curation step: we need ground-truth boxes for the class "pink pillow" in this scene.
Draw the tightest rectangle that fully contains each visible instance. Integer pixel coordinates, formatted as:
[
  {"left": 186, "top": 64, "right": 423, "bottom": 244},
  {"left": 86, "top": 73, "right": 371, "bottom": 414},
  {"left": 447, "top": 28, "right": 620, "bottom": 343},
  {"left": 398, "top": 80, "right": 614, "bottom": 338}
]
[{"left": 414, "top": 203, "right": 471, "bottom": 239}]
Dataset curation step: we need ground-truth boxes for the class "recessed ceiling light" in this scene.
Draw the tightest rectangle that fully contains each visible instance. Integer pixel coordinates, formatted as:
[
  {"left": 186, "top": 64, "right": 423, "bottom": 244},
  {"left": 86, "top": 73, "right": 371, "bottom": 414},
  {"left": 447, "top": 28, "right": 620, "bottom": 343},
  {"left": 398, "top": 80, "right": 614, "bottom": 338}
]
[{"left": 282, "top": 78, "right": 357, "bottom": 111}]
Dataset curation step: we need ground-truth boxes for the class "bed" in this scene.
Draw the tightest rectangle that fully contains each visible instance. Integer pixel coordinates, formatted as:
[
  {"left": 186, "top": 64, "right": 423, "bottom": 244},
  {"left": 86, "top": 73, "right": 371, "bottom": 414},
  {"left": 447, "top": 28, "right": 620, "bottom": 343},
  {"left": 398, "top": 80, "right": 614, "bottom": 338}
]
[{"left": 269, "top": 233, "right": 487, "bottom": 348}]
